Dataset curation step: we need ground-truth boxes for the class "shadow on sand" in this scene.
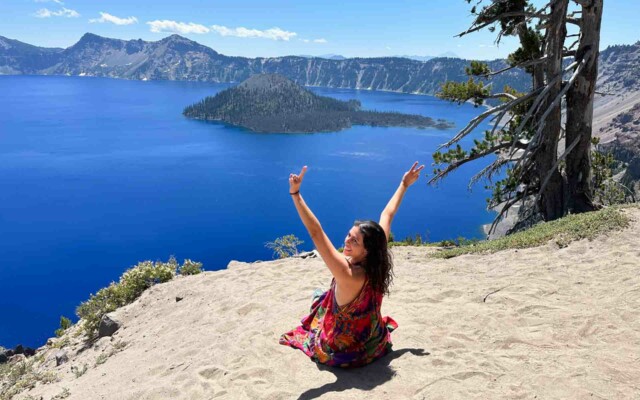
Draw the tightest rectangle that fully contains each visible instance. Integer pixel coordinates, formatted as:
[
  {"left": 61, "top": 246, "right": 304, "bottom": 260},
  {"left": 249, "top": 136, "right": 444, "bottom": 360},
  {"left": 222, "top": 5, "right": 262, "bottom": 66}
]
[{"left": 297, "top": 348, "right": 429, "bottom": 400}]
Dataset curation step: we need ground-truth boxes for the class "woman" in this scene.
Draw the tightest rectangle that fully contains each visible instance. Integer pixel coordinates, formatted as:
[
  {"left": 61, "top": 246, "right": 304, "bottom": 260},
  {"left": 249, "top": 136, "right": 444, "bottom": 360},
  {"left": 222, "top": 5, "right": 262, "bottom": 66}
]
[{"left": 279, "top": 161, "right": 425, "bottom": 368}]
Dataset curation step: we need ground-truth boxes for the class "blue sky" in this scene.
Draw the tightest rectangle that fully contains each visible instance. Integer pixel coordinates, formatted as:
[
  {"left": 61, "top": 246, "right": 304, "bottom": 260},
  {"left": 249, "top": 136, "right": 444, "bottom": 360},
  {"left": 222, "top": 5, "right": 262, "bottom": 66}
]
[{"left": 1, "top": 0, "right": 638, "bottom": 59}]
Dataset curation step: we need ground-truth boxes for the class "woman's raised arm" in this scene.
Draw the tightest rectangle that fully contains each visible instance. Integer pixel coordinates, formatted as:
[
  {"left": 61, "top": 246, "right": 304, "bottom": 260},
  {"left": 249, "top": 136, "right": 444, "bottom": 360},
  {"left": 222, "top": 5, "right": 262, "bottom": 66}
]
[
  {"left": 379, "top": 161, "right": 425, "bottom": 241},
  {"left": 289, "top": 166, "right": 353, "bottom": 283}
]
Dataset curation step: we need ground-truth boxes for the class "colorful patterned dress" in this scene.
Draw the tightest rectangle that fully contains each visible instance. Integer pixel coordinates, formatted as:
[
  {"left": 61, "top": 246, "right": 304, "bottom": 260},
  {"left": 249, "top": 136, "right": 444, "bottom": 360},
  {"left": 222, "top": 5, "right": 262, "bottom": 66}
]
[{"left": 279, "top": 275, "right": 398, "bottom": 368}]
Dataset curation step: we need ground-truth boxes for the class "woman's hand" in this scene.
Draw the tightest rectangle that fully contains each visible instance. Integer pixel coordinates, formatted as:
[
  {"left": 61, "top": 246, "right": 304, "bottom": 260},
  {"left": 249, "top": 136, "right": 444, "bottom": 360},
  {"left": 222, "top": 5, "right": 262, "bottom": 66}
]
[
  {"left": 289, "top": 165, "right": 307, "bottom": 193},
  {"left": 401, "top": 161, "right": 425, "bottom": 188}
]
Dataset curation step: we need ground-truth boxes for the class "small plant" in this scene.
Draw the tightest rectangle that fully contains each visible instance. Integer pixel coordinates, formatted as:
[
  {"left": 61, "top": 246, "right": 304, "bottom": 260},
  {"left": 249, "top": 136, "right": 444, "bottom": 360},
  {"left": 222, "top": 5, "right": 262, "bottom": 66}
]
[
  {"left": 0, "top": 358, "right": 58, "bottom": 400},
  {"left": 112, "top": 341, "right": 127, "bottom": 351},
  {"left": 177, "top": 259, "right": 203, "bottom": 275},
  {"left": 265, "top": 234, "right": 304, "bottom": 259},
  {"left": 95, "top": 353, "right": 108, "bottom": 366},
  {"left": 52, "top": 336, "right": 71, "bottom": 349},
  {"left": 70, "top": 364, "right": 87, "bottom": 378},
  {"left": 52, "top": 387, "right": 71, "bottom": 399},
  {"left": 439, "top": 239, "right": 457, "bottom": 247},
  {"left": 54, "top": 316, "right": 73, "bottom": 337}
]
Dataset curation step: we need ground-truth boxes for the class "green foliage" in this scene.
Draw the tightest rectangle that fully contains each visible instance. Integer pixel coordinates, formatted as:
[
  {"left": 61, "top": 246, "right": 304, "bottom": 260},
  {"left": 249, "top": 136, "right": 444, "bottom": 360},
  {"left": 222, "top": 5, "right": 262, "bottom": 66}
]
[
  {"left": 591, "top": 137, "right": 629, "bottom": 206},
  {"left": 437, "top": 77, "right": 490, "bottom": 107},
  {"left": 0, "top": 357, "right": 57, "bottom": 400},
  {"left": 465, "top": 60, "right": 491, "bottom": 77},
  {"left": 75, "top": 257, "right": 200, "bottom": 340},
  {"left": 51, "top": 387, "right": 71, "bottom": 400},
  {"left": 265, "top": 234, "right": 304, "bottom": 259},
  {"left": 75, "top": 282, "right": 125, "bottom": 340},
  {"left": 71, "top": 364, "right": 87, "bottom": 378},
  {"left": 54, "top": 316, "right": 73, "bottom": 338},
  {"left": 95, "top": 353, "right": 108, "bottom": 366},
  {"left": 399, "top": 233, "right": 425, "bottom": 245},
  {"left": 507, "top": 27, "right": 544, "bottom": 73},
  {"left": 177, "top": 259, "right": 203, "bottom": 276},
  {"left": 434, "top": 206, "right": 631, "bottom": 259},
  {"left": 51, "top": 336, "right": 70, "bottom": 349}
]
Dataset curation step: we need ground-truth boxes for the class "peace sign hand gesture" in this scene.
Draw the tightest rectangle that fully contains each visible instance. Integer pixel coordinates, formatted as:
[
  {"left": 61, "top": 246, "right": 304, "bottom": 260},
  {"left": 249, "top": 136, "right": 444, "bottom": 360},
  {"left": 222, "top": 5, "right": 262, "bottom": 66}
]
[
  {"left": 401, "top": 161, "right": 425, "bottom": 188},
  {"left": 289, "top": 165, "right": 307, "bottom": 194}
]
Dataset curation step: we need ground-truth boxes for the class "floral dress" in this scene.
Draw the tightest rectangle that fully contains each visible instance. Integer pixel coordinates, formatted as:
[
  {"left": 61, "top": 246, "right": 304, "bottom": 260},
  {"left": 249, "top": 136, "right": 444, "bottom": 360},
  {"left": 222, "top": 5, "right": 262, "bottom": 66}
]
[{"left": 279, "top": 275, "right": 398, "bottom": 368}]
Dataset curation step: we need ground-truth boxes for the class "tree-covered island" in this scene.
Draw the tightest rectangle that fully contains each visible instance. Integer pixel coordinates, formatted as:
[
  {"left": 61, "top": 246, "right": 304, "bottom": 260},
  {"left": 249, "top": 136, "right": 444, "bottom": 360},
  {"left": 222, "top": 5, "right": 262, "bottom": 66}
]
[{"left": 183, "top": 74, "right": 454, "bottom": 133}]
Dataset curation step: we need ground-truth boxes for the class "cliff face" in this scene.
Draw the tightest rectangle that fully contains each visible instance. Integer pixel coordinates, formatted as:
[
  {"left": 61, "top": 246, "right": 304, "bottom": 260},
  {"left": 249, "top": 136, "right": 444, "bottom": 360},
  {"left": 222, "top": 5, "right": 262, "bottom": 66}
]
[
  {"left": 593, "top": 42, "right": 640, "bottom": 193},
  {"left": 0, "top": 33, "right": 528, "bottom": 95},
  {"left": 597, "top": 42, "right": 640, "bottom": 92}
]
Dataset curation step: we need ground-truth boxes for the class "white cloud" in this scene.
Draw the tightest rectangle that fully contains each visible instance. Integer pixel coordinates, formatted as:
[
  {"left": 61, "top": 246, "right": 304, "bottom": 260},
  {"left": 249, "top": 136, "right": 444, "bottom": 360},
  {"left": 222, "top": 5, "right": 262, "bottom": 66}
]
[
  {"left": 34, "top": 0, "right": 64, "bottom": 4},
  {"left": 89, "top": 12, "right": 138, "bottom": 25},
  {"left": 33, "top": 7, "right": 79, "bottom": 18},
  {"left": 300, "top": 38, "right": 327, "bottom": 44},
  {"left": 147, "top": 20, "right": 210, "bottom": 34},
  {"left": 211, "top": 25, "right": 297, "bottom": 41}
]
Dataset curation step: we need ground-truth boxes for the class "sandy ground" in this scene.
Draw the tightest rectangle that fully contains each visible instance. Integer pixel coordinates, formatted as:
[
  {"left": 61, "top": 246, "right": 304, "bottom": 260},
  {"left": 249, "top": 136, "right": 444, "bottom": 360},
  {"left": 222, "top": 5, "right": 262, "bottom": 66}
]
[{"left": 11, "top": 207, "right": 640, "bottom": 400}]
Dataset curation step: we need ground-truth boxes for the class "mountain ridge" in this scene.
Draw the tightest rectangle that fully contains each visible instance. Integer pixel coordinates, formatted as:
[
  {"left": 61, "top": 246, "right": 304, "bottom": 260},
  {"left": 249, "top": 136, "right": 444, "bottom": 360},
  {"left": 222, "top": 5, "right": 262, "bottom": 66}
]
[{"left": 0, "top": 32, "right": 528, "bottom": 94}]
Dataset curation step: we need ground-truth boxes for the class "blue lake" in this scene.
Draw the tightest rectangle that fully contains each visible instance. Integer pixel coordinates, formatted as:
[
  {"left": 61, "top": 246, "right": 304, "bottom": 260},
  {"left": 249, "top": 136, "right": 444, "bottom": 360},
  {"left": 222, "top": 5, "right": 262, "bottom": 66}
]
[{"left": 0, "top": 75, "right": 496, "bottom": 348}]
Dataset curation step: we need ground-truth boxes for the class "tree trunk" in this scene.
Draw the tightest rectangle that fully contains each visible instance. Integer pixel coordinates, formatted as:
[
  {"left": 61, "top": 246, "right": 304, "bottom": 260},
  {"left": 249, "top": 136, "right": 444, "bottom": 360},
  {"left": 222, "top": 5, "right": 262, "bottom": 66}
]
[
  {"left": 535, "top": 0, "right": 569, "bottom": 221},
  {"left": 564, "top": 0, "right": 603, "bottom": 213}
]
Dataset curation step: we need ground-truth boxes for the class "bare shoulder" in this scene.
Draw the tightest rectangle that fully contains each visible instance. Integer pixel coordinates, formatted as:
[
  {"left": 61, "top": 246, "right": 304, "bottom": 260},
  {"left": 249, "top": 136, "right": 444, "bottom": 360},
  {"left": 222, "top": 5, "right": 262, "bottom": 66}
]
[{"left": 335, "top": 263, "right": 366, "bottom": 292}]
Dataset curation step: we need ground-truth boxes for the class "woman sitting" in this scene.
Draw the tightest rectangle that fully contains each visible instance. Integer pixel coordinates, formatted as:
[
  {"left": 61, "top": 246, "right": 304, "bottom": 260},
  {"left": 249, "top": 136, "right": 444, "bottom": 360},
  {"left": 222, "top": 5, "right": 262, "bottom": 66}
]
[{"left": 279, "top": 161, "right": 424, "bottom": 368}]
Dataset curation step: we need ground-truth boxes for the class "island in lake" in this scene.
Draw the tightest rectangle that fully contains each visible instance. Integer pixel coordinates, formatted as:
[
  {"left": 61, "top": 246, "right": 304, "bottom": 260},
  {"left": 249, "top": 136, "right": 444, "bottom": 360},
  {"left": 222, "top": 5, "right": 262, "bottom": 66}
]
[{"left": 183, "top": 74, "right": 454, "bottom": 133}]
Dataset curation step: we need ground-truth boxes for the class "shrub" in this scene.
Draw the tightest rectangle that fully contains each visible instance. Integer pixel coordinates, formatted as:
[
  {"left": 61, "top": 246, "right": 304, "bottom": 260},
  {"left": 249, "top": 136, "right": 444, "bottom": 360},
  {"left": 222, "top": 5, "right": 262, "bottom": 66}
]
[
  {"left": 52, "top": 387, "right": 71, "bottom": 400},
  {"left": 71, "top": 364, "right": 87, "bottom": 378},
  {"left": 54, "top": 316, "right": 73, "bottom": 337},
  {"left": 95, "top": 353, "right": 108, "bottom": 366},
  {"left": 76, "top": 257, "right": 179, "bottom": 340},
  {"left": 265, "top": 234, "right": 304, "bottom": 259},
  {"left": 0, "top": 357, "right": 57, "bottom": 400},
  {"left": 178, "top": 259, "right": 203, "bottom": 275}
]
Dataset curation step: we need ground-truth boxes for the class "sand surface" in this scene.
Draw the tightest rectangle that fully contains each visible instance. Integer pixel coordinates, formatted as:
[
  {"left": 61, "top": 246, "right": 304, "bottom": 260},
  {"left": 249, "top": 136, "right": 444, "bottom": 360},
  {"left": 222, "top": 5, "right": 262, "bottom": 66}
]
[{"left": 11, "top": 207, "right": 640, "bottom": 400}]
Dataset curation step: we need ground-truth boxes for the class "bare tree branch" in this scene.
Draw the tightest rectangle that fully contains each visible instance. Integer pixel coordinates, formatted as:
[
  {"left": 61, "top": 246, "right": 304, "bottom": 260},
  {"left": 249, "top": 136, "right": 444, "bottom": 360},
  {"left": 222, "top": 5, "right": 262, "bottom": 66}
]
[
  {"left": 481, "top": 57, "right": 549, "bottom": 77},
  {"left": 457, "top": 10, "right": 550, "bottom": 38},
  {"left": 438, "top": 88, "right": 543, "bottom": 151},
  {"left": 566, "top": 17, "right": 582, "bottom": 26},
  {"left": 572, "top": 0, "right": 593, "bottom": 7},
  {"left": 486, "top": 92, "right": 519, "bottom": 101},
  {"left": 488, "top": 191, "right": 526, "bottom": 235},
  {"left": 469, "top": 157, "right": 510, "bottom": 189},
  {"left": 429, "top": 142, "right": 513, "bottom": 184}
]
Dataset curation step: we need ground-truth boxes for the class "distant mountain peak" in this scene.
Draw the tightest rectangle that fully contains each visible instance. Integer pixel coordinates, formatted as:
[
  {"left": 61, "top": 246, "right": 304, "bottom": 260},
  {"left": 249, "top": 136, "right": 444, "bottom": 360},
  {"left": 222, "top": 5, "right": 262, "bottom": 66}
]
[
  {"left": 78, "top": 32, "right": 106, "bottom": 42},
  {"left": 74, "top": 32, "right": 120, "bottom": 48},
  {"left": 161, "top": 34, "right": 191, "bottom": 42}
]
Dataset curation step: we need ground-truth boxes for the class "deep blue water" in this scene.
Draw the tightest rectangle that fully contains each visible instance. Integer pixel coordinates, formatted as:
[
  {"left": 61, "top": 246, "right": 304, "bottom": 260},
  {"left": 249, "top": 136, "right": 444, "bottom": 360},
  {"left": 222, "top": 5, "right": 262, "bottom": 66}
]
[{"left": 0, "top": 75, "right": 496, "bottom": 348}]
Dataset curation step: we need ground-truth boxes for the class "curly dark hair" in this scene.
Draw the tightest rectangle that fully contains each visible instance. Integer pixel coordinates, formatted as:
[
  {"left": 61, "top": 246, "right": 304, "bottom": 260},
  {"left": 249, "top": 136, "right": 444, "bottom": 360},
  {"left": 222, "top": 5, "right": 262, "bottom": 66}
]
[{"left": 353, "top": 220, "right": 394, "bottom": 296}]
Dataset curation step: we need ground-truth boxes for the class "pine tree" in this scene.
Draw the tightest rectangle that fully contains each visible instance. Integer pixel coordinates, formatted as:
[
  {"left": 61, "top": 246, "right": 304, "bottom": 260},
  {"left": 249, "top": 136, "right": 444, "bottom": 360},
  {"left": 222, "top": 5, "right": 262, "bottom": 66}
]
[{"left": 431, "top": 0, "right": 604, "bottom": 233}]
